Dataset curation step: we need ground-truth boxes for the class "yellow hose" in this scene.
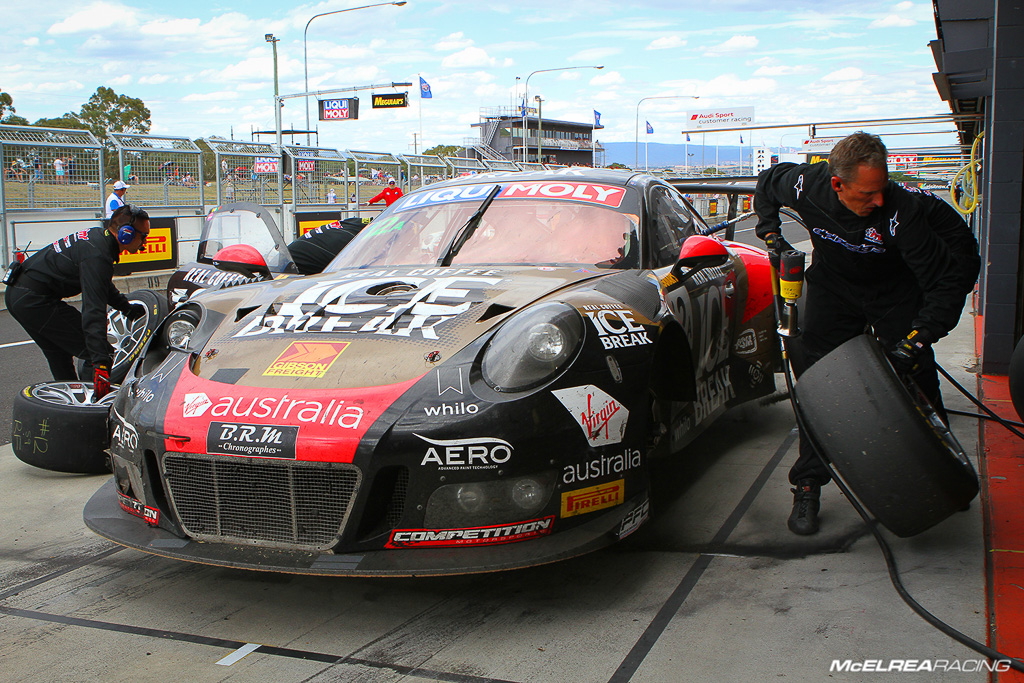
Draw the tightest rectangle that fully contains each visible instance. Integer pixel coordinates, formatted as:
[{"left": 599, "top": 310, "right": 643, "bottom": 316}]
[{"left": 952, "top": 131, "right": 984, "bottom": 215}]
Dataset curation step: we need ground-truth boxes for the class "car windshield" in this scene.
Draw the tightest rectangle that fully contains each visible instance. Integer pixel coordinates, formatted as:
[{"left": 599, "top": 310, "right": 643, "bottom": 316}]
[
  {"left": 198, "top": 208, "right": 292, "bottom": 272},
  {"left": 326, "top": 194, "right": 640, "bottom": 270}
]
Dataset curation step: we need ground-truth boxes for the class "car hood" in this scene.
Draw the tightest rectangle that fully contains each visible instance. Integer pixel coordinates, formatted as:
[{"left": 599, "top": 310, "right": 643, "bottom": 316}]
[{"left": 186, "top": 265, "right": 608, "bottom": 389}]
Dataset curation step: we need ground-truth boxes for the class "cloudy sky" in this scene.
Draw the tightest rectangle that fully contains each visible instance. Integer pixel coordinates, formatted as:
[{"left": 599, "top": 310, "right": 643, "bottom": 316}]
[{"left": 1, "top": 0, "right": 951, "bottom": 156}]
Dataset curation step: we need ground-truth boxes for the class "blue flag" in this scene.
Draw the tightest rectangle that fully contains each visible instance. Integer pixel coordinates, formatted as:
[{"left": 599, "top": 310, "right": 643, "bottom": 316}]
[
  {"left": 739, "top": 134, "right": 744, "bottom": 144},
  {"left": 419, "top": 77, "right": 432, "bottom": 99},
  {"left": 520, "top": 99, "right": 527, "bottom": 117},
  {"left": 686, "top": 133, "right": 691, "bottom": 142},
  {"left": 594, "top": 110, "right": 602, "bottom": 128},
  {"left": 646, "top": 121, "right": 653, "bottom": 134}
]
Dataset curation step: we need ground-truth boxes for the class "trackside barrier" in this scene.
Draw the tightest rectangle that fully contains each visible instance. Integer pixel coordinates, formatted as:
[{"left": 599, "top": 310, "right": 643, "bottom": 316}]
[
  {"left": 109, "top": 133, "right": 204, "bottom": 210},
  {"left": 399, "top": 153, "right": 448, "bottom": 191},
  {"left": 205, "top": 138, "right": 282, "bottom": 207},
  {"left": 282, "top": 145, "right": 348, "bottom": 209}
]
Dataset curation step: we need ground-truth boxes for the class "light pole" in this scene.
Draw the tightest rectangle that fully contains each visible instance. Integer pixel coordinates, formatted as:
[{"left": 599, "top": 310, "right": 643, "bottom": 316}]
[
  {"left": 266, "top": 34, "right": 283, "bottom": 203},
  {"left": 535, "top": 96, "right": 543, "bottom": 162},
  {"left": 634, "top": 94, "right": 698, "bottom": 170},
  {"left": 304, "top": 1, "right": 407, "bottom": 146},
  {"left": 521, "top": 65, "right": 603, "bottom": 163},
  {"left": 265, "top": 34, "right": 279, "bottom": 98}
]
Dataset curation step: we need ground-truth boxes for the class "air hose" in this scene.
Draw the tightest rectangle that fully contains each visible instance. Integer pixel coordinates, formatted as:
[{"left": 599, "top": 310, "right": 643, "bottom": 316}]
[{"left": 952, "top": 131, "right": 984, "bottom": 215}]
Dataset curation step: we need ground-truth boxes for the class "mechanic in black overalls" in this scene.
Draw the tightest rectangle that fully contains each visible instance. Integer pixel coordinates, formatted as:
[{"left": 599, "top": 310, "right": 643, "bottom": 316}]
[
  {"left": 286, "top": 216, "right": 365, "bottom": 275},
  {"left": 4, "top": 204, "right": 150, "bottom": 398},
  {"left": 753, "top": 132, "right": 980, "bottom": 535}
]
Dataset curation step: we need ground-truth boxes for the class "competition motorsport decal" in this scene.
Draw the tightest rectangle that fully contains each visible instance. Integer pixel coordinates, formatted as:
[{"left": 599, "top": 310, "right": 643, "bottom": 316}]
[
  {"left": 551, "top": 385, "right": 628, "bottom": 447},
  {"left": 386, "top": 516, "right": 555, "bottom": 548}
]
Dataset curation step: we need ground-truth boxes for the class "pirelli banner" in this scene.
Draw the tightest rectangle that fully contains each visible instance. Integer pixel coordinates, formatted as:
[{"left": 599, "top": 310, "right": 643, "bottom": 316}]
[
  {"left": 372, "top": 92, "right": 408, "bottom": 109},
  {"left": 114, "top": 216, "right": 178, "bottom": 275}
]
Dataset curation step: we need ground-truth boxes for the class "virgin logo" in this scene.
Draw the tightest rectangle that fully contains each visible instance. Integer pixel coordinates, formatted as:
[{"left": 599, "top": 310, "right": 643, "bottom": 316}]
[
  {"left": 551, "top": 385, "right": 628, "bottom": 447},
  {"left": 183, "top": 392, "right": 213, "bottom": 418}
]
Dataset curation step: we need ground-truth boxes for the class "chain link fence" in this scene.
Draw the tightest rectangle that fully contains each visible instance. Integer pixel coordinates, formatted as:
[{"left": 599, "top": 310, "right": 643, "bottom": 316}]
[
  {"left": 109, "top": 133, "right": 204, "bottom": 209},
  {"left": 0, "top": 124, "right": 104, "bottom": 210},
  {"left": 282, "top": 145, "right": 348, "bottom": 208},
  {"left": 205, "top": 139, "right": 282, "bottom": 206}
]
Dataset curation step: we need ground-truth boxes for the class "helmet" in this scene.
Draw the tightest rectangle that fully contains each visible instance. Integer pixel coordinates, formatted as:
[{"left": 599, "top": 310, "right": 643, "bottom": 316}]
[{"left": 213, "top": 244, "right": 271, "bottom": 279}]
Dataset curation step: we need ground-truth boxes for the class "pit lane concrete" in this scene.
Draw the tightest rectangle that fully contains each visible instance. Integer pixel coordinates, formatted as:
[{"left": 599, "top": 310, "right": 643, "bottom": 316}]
[{"left": 0, "top": 225, "right": 995, "bottom": 682}]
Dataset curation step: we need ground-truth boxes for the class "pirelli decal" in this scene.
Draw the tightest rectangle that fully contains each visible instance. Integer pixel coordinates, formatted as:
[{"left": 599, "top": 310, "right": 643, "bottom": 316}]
[
  {"left": 372, "top": 92, "right": 408, "bottom": 109},
  {"left": 560, "top": 478, "right": 625, "bottom": 518}
]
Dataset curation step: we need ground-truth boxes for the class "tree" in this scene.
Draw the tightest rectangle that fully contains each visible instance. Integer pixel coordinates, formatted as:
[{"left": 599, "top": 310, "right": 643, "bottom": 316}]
[
  {"left": 424, "top": 144, "right": 463, "bottom": 157},
  {"left": 606, "top": 162, "right": 628, "bottom": 169},
  {"left": 33, "top": 114, "right": 89, "bottom": 130},
  {"left": 1, "top": 91, "right": 29, "bottom": 126},
  {"left": 78, "top": 86, "right": 151, "bottom": 141}
]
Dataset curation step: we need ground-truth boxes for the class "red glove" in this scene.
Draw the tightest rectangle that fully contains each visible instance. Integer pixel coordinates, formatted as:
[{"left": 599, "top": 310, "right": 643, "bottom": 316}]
[{"left": 93, "top": 365, "right": 111, "bottom": 400}]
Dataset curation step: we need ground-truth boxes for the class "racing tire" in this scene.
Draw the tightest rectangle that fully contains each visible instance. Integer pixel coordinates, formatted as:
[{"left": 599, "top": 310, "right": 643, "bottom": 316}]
[
  {"left": 77, "top": 289, "right": 167, "bottom": 384},
  {"left": 11, "top": 381, "right": 116, "bottom": 474},
  {"left": 1009, "top": 336, "right": 1024, "bottom": 420},
  {"left": 793, "top": 334, "right": 979, "bottom": 537}
]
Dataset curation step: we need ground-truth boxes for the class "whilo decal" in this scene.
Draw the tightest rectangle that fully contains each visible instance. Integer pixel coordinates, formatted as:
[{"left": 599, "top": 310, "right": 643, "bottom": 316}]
[
  {"left": 436, "top": 367, "right": 465, "bottom": 396},
  {"left": 207, "top": 422, "right": 299, "bottom": 459},
  {"left": 423, "top": 401, "right": 479, "bottom": 417},
  {"left": 551, "top": 385, "right": 628, "bottom": 447},
  {"left": 582, "top": 306, "right": 651, "bottom": 350},
  {"left": 233, "top": 276, "right": 501, "bottom": 340},
  {"left": 560, "top": 479, "right": 625, "bottom": 518},
  {"left": 263, "top": 341, "right": 350, "bottom": 378},
  {"left": 562, "top": 448, "right": 641, "bottom": 484},
  {"left": 416, "top": 434, "right": 512, "bottom": 470},
  {"left": 386, "top": 516, "right": 554, "bottom": 548}
]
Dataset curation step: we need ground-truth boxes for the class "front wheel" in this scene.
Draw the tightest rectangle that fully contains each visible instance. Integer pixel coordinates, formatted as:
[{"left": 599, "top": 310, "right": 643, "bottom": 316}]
[{"left": 11, "top": 382, "right": 115, "bottom": 474}]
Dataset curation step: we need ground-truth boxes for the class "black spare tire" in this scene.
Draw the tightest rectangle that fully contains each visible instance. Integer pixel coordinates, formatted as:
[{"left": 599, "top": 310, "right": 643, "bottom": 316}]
[
  {"left": 11, "top": 381, "right": 115, "bottom": 474},
  {"left": 793, "top": 334, "right": 979, "bottom": 537},
  {"left": 77, "top": 288, "right": 167, "bottom": 384}
]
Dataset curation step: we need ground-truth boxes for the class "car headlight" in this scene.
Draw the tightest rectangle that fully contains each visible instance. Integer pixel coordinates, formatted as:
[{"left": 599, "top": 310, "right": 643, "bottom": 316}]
[
  {"left": 425, "top": 472, "right": 556, "bottom": 529},
  {"left": 162, "top": 305, "right": 202, "bottom": 352},
  {"left": 481, "top": 302, "right": 583, "bottom": 392}
]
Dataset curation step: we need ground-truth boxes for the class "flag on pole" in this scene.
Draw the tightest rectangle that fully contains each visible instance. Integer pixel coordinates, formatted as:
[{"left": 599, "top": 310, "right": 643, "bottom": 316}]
[
  {"left": 594, "top": 110, "right": 603, "bottom": 128},
  {"left": 686, "top": 133, "right": 691, "bottom": 142},
  {"left": 646, "top": 121, "right": 653, "bottom": 134},
  {"left": 419, "top": 77, "right": 432, "bottom": 99},
  {"left": 739, "top": 134, "right": 744, "bottom": 144}
]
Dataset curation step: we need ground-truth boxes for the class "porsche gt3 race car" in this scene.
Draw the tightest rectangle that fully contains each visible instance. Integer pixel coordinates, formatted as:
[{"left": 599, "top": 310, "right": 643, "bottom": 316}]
[{"left": 84, "top": 168, "right": 781, "bottom": 576}]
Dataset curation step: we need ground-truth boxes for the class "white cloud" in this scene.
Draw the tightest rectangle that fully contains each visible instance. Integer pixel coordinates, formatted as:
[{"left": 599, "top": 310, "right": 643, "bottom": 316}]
[
  {"left": 700, "top": 74, "right": 777, "bottom": 97},
  {"left": 435, "top": 32, "right": 473, "bottom": 51},
  {"left": 34, "top": 81, "right": 85, "bottom": 93},
  {"left": 182, "top": 91, "right": 239, "bottom": 102},
  {"left": 138, "top": 74, "right": 173, "bottom": 85},
  {"left": 753, "top": 65, "right": 814, "bottom": 77},
  {"left": 567, "top": 47, "right": 620, "bottom": 62},
  {"left": 647, "top": 36, "right": 686, "bottom": 50},
  {"left": 22, "top": 37, "right": 39, "bottom": 47},
  {"left": 870, "top": 14, "right": 916, "bottom": 28},
  {"left": 591, "top": 70, "right": 625, "bottom": 86},
  {"left": 109, "top": 75, "right": 132, "bottom": 86},
  {"left": 140, "top": 18, "right": 203, "bottom": 37},
  {"left": 48, "top": 3, "right": 136, "bottom": 34},
  {"left": 708, "top": 35, "right": 759, "bottom": 53},
  {"left": 442, "top": 47, "right": 496, "bottom": 69},
  {"left": 821, "top": 67, "right": 865, "bottom": 82}
]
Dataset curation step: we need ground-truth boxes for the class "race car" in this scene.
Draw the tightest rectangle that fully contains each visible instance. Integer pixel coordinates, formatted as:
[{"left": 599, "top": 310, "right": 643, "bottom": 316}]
[{"left": 83, "top": 168, "right": 781, "bottom": 576}]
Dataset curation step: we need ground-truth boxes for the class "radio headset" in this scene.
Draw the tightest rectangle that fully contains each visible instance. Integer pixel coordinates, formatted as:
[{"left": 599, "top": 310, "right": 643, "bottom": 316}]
[{"left": 117, "top": 204, "right": 143, "bottom": 245}]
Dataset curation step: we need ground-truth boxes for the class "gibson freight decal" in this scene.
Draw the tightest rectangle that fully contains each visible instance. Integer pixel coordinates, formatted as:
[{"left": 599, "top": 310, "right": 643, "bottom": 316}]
[
  {"left": 386, "top": 516, "right": 554, "bottom": 548},
  {"left": 560, "top": 479, "right": 625, "bottom": 517},
  {"left": 264, "top": 341, "right": 350, "bottom": 377}
]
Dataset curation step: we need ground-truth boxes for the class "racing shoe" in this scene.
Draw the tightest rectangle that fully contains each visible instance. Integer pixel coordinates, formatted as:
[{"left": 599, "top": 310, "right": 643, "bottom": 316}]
[{"left": 788, "top": 479, "right": 821, "bottom": 535}]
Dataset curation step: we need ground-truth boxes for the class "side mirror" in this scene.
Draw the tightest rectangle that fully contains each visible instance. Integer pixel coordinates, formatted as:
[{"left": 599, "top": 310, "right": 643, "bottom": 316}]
[
  {"left": 213, "top": 244, "right": 272, "bottom": 281},
  {"left": 670, "top": 235, "right": 730, "bottom": 284}
]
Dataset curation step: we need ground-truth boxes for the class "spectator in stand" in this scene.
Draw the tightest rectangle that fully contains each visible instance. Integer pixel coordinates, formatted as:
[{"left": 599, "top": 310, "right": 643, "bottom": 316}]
[
  {"left": 53, "top": 156, "right": 66, "bottom": 184},
  {"left": 365, "top": 180, "right": 404, "bottom": 207}
]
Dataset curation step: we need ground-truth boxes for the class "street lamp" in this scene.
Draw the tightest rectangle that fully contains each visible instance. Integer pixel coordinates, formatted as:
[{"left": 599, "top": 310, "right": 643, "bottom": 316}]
[
  {"left": 303, "top": 1, "right": 408, "bottom": 145},
  {"left": 521, "top": 65, "right": 603, "bottom": 163},
  {"left": 265, "top": 34, "right": 279, "bottom": 98},
  {"left": 634, "top": 94, "right": 699, "bottom": 170}
]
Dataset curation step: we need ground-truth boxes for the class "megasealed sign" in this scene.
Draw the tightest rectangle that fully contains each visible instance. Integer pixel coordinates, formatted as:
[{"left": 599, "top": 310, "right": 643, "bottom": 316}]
[
  {"left": 372, "top": 93, "right": 408, "bottom": 109},
  {"left": 319, "top": 98, "right": 359, "bottom": 121}
]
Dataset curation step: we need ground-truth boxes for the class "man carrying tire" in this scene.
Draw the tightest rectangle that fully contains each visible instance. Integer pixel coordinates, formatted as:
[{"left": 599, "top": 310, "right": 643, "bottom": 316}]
[
  {"left": 4, "top": 204, "right": 150, "bottom": 399},
  {"left": 753, "top": 131, "right": 980, "bottom": 535}
]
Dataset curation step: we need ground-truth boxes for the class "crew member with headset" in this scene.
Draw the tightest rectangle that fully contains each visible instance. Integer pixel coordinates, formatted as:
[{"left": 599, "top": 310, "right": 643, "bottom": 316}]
[
  {"left": 287, "top": 217, "right": 366, "bottom": 275},
  {"left": 4, "top": 204, "right": 151, "bottom": 399}
]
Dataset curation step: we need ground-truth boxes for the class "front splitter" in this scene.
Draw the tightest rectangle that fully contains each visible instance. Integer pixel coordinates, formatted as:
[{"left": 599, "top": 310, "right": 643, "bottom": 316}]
[{"left": 84, "top": 479, "right": 641, "bottom": 577}]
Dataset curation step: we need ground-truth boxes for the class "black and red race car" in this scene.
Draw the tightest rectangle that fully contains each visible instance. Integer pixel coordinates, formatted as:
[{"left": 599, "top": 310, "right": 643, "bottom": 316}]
[{"left": 82, "top": 168, "right": 781, "bottom": 575}]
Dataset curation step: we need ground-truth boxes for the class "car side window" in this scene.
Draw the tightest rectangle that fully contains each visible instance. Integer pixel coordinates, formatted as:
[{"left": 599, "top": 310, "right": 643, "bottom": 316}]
[{"left": 647, "top": 186, "right": 697, "bottom": 268}]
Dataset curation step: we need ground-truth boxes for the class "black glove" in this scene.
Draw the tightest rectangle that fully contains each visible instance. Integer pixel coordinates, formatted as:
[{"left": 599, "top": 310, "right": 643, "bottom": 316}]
[
  {"left": 763, "top": 232, "right": 794, "bottom": 255},
  {"left": 93, "top": 365, "right": 112, "bottom": 400},
  {"left": 889, "top": 329, "right": 932, "bottom": 375},
  {"left": 125, "top": 303, "right": 147, "bottom": 322}
]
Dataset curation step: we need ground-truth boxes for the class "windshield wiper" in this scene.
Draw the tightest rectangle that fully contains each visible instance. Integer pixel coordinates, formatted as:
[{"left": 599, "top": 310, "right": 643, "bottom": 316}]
[{"left": 437, "top": 184, "right": 502, "bottom": 267}]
